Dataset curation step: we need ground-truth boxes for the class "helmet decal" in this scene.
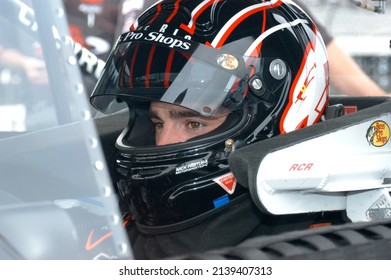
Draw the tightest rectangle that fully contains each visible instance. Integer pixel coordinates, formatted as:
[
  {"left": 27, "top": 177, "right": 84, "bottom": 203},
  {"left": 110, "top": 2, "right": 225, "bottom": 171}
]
[
  {"left": 213, "top": 172, "right": 237, "bottom": 195},
  {"left": 280, "top": 32, "right": 329, "bottom": 133},
  {"left": 175, "top": 158, "right": 208, "bottom": 175},
  {"left": 216, "top": 54, "right": 239, "bottom": 70}
]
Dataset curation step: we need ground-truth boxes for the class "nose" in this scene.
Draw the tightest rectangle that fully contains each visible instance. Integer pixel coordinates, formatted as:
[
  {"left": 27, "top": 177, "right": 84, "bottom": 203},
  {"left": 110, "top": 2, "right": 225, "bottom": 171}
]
[{"left": 155, "top": 123, "right": 188, "bottom": 146}]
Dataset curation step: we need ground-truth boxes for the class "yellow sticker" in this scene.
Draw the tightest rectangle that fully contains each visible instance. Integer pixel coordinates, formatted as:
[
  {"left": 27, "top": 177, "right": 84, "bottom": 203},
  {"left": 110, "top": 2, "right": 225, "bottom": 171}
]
[
  {"left": 216, "top": 54, "right": 238, "bottom": 70},
  {"left": 366, "top": 120, "right": 390, "bottom": 147}
]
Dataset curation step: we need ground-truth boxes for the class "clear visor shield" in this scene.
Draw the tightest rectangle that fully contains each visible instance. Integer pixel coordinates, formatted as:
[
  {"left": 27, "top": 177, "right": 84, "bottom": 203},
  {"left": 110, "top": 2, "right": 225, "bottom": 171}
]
[{"left": 90, "top": 30, "right": 290, "bottom": 117}]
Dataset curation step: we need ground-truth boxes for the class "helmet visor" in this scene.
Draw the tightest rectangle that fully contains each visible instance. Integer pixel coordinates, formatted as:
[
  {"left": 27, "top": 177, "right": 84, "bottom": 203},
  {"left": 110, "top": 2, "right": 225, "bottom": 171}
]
[{"left": 90, "top": 30, "right": 288, "bottom": 116}]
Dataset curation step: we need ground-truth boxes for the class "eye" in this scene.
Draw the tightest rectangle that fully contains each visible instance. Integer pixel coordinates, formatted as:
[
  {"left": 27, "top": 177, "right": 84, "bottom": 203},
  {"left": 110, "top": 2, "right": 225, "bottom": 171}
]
[
  {"left": 151, "top": 119, "right": 164, "bottom": 130},
  {"left": 187, "top": 121, "right": 203, "bottom": 129},
  {"left": 155, "top": 123, "right": 164, "bottom": 129}
]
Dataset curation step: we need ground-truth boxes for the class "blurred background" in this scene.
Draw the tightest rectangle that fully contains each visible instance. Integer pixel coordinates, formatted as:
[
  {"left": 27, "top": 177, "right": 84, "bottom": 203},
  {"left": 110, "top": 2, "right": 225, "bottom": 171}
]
[{"left": 305, "top": 0, "right": 391, "bottom": 94}]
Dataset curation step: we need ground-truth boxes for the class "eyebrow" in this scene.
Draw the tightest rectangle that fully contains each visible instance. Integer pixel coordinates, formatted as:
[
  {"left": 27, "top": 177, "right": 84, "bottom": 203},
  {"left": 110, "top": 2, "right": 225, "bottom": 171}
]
[{"left": 149, "top": 109, "right": 215, "bottom": 120}]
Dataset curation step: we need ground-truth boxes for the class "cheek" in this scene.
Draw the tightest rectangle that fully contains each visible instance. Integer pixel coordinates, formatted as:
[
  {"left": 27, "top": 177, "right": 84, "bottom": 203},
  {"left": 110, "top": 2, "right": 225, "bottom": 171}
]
[{"left": 155, "top": 123, "right": 192, "bottom": 145}]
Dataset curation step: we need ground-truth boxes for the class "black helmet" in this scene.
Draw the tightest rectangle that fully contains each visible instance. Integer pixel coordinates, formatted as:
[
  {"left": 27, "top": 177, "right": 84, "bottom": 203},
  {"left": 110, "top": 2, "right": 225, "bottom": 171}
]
[{"left": 90, "top": 0, "right": 329, "bottom": 233}]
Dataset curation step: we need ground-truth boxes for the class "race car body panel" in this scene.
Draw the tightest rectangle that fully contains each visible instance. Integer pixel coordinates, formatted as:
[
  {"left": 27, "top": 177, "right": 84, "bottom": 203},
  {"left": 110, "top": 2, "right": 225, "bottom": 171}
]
[{"left": 228, "top": 97, "right": 391, "bottom": 221}]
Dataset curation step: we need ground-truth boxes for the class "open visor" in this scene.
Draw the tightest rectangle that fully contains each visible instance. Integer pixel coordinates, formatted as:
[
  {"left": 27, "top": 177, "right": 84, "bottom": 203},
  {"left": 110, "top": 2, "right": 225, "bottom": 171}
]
[{"left": 90, "top": 30, "right": 290, "bottom": 116}]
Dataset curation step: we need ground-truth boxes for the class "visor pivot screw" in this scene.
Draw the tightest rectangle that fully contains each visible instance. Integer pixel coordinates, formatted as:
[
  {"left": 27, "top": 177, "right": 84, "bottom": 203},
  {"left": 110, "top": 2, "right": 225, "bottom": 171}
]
[
  {"left": 249, "top": 75, "right": 266, "bottom": 97},
  {"left": 202, "top": 106, "right": 212, "bottom": 115},
  {"left": 269, "top": 59, "right": 287, "bottom": 80},
  {"left": 251, "top": 78, "right": 263, "bottom": 90}
]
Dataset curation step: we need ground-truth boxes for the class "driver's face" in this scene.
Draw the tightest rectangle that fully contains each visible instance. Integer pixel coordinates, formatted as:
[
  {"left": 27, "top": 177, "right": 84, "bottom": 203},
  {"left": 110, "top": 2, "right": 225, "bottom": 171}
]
[{"left": 150, "top": 101, "right": 228, "bottom": 146}]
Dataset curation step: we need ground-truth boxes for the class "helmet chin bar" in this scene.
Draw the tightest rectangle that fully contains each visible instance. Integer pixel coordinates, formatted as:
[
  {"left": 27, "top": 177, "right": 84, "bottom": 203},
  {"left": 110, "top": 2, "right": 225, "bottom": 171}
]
[{"left": 249, "top": 114, "right": 391, "bottom": 223}]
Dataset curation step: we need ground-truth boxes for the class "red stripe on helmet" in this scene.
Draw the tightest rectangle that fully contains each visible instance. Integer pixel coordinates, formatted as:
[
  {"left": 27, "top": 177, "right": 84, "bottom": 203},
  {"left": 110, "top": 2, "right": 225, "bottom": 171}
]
[
  {"left": 164, "top": 49, "right": 175, "bottom": 88},
  {"left": 166, "top": 0, "right": 182, "bottom": 23},
  {"left": 180, "top": 0, "right": 222, "bottom": 35},
  {"left": 148, "top": 2, "right": 163, "bottom": 25},
  {"left": 119, "top": 49, "right": 127, "bottom": 88},
  {"left": 279, "top": 43, "right": 310, "bottom": 133},
  {"left": 214, "top": 9, "right": 261, "bottom": 48},
  {"left": 246, "top": 9, "right": 268, "bottom": 58},
  {"left": 145, "top": 44, "right": 157, "bottom": 88},
  {"left": 279, "top": 40, "right": 327, "bottom": 133},
  {"left": 128, "top": 43, "right": 140, "bottom": 88},
  {"left": 213, "top": 1, "right": 282, "bottom": 48}
]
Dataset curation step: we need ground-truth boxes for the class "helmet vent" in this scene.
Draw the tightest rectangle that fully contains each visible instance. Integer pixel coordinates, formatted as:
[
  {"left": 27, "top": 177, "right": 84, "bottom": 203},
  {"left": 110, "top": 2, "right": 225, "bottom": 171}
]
[{"left": 135, "top": 167, "right": 166, "bottom": 178}]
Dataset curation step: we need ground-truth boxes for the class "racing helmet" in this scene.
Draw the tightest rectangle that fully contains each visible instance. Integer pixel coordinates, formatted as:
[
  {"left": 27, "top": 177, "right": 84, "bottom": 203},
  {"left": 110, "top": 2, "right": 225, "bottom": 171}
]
[{"left": 90, "top": 0, "right": 329, "bottom": 233}]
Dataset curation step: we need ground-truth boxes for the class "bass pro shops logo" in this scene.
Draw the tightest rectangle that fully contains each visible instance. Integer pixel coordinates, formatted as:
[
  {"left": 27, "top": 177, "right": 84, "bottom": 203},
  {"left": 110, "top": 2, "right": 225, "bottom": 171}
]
[
  {"left": 120, "top": 30, "right": 192, "bottom": 50},
  {"left": 366, "top": 120, "right": 390, "bottom": 147}
]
